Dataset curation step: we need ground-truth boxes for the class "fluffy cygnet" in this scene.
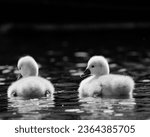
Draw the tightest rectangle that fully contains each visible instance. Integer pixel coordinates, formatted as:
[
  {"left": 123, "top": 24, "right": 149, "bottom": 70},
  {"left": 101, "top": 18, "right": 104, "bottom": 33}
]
[
  {"left": 7, "top": 56, "right": 54, "bottom": 99},
  {"left": 78, "top": 56, "right": 135, "bottom": 98}
]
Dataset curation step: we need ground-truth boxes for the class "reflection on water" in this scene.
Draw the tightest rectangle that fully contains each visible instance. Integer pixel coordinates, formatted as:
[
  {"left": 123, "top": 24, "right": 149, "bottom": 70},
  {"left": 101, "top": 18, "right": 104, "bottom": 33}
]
[
  {"left": 0, "top": 30, "right": 150, "bottom": 120},
  {"left": 7, "top": 97, "right": 55, "bottom": 120},
  {"left": 80, "top": 97, "right": 136, "bottom": 120}
]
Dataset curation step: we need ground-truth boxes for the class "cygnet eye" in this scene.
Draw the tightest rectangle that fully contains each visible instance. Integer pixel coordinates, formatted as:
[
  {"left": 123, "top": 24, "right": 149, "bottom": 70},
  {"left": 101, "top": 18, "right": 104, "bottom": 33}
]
[
  {"left": 12, "top": 91, "right": 17, "bottom": 97},
  {"left": 91, "top": 65, "right": 94, "bottom": 68}
]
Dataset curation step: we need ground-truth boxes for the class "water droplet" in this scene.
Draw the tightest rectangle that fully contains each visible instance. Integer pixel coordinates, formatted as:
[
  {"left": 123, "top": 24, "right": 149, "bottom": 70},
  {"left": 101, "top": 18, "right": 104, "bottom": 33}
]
[
  {"left": 65, "top": 109, "right": 84, "bottom": 113},
  {"left": 71, "top": 72, "right": 83, "bottom": 76},
  {"left": 110, "top": 63, "right": 117, "bottom": 68},
  {"left": 46, "top": 77, "right": 52, "bottom": 80},
  {"left": 69, "top": 69, "right": 76, "bottom": 73},
  {"left": 76, "top": 63, "right": 87, "bottom": 68},
  {"left": 74, "top": 52, "right": 89, "bottom": 58},
  {"left": 119, "top": 101, "right": 136, "bottom": 105},
  {"left": 114, "top": 113, "right": 123, "bottom": 117},
  {"left": 2, "top": 69, "right": 11, "bottom": 74},
  {"left": 0, "top": 82, "right": 5, "bottom": 85},
  {"left": 118, "top": 68, "right": 127, "bottom": 72},
  {"left": 0, "top": 78, "right": 6, "bottom": 81},
  {"left": 0, "top": 66, "right": 7, "bottom": 70},
  {"left": 103, "top": 109, "right": 114, "bottom": 114},
  {"left": 141, "top": 79, "right": 150, "bottom": 83},
  {"left": 14, "top": 70, "right": 20, "bottom": 74}
]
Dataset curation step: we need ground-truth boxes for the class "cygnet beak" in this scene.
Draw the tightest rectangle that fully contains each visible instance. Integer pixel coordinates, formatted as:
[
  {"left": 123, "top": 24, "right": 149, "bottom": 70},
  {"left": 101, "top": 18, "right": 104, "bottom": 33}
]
[
  {"left": 17, "top": 73, "right": 22, "bottom": 80},
  {"left": 80, "top": 68, "right": 91, "bottom": 78}
]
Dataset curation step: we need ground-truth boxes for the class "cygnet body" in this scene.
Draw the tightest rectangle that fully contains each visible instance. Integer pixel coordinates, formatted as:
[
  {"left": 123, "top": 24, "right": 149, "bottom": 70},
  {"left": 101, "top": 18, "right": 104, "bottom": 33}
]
[
  {"left": 78, "top": 56, "right": 134, "bottom": 98},
  {"left": 7, "top": 56, "right": 54, "bottom": 99}
]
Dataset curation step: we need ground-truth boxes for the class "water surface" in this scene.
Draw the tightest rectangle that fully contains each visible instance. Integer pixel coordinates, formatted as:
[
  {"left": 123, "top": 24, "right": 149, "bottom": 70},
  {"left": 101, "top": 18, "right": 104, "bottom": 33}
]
[{"left": 0, "top": 29, "right": 150, "bottom": 120}]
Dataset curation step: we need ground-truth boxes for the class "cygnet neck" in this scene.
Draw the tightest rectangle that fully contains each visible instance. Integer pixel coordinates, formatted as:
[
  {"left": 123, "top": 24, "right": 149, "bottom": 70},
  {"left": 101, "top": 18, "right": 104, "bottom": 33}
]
[
  {"left": 21, "top": 63, "right": 38, "bottom": 78},
  {"left": 93, "top": 66, "right": 109, "bottom": 77}
]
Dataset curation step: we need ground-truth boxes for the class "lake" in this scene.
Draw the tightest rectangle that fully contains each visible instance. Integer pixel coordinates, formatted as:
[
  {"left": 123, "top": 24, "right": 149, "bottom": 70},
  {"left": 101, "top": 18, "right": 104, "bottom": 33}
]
[{"left": 0, "top": 27, "right": 150, "bottom": 120}]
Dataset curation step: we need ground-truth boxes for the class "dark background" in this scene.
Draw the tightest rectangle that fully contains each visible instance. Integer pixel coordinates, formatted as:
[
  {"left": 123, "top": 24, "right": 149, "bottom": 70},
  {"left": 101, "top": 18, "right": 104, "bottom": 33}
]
[
  {"left": 0, "top": 0, "right": 150, "bottom": 59},
  {"left": 1, "top": 1, "right": 150, "bottom": 23}
]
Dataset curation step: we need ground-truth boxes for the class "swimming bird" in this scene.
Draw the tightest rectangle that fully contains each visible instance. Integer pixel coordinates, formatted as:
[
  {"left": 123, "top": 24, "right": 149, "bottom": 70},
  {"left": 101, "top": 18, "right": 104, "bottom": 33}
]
[
  {"left": 7, "top": 56, "right": 55, "bottom": 99},
  {"left": 78, "top": 56, "right": 134, "bottom": 98}
]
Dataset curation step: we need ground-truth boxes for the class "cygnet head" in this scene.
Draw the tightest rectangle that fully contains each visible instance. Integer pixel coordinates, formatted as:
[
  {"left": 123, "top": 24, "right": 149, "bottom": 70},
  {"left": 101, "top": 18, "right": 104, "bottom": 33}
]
[
  {"left": 81, "top": 56, "right": 110, "bottom": 77},
  {"left": 17, "top": 56, "right": 39, "bottom": 77}
]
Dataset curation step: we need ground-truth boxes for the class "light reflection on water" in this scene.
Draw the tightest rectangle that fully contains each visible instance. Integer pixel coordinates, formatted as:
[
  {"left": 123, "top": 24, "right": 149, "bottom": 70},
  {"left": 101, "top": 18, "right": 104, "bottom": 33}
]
[
  {"left": 79, "top": 97, "right": 136, "bottom": 120},
  {"left": 7, "top": 97, "right": 55, "bottom": 120}
]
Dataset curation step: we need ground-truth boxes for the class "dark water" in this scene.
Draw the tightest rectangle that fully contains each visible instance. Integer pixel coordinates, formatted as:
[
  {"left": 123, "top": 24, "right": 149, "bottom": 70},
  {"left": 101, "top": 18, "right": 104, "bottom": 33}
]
[{"left": 0, "top": 28, "right": 150, "bottom": 120}]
